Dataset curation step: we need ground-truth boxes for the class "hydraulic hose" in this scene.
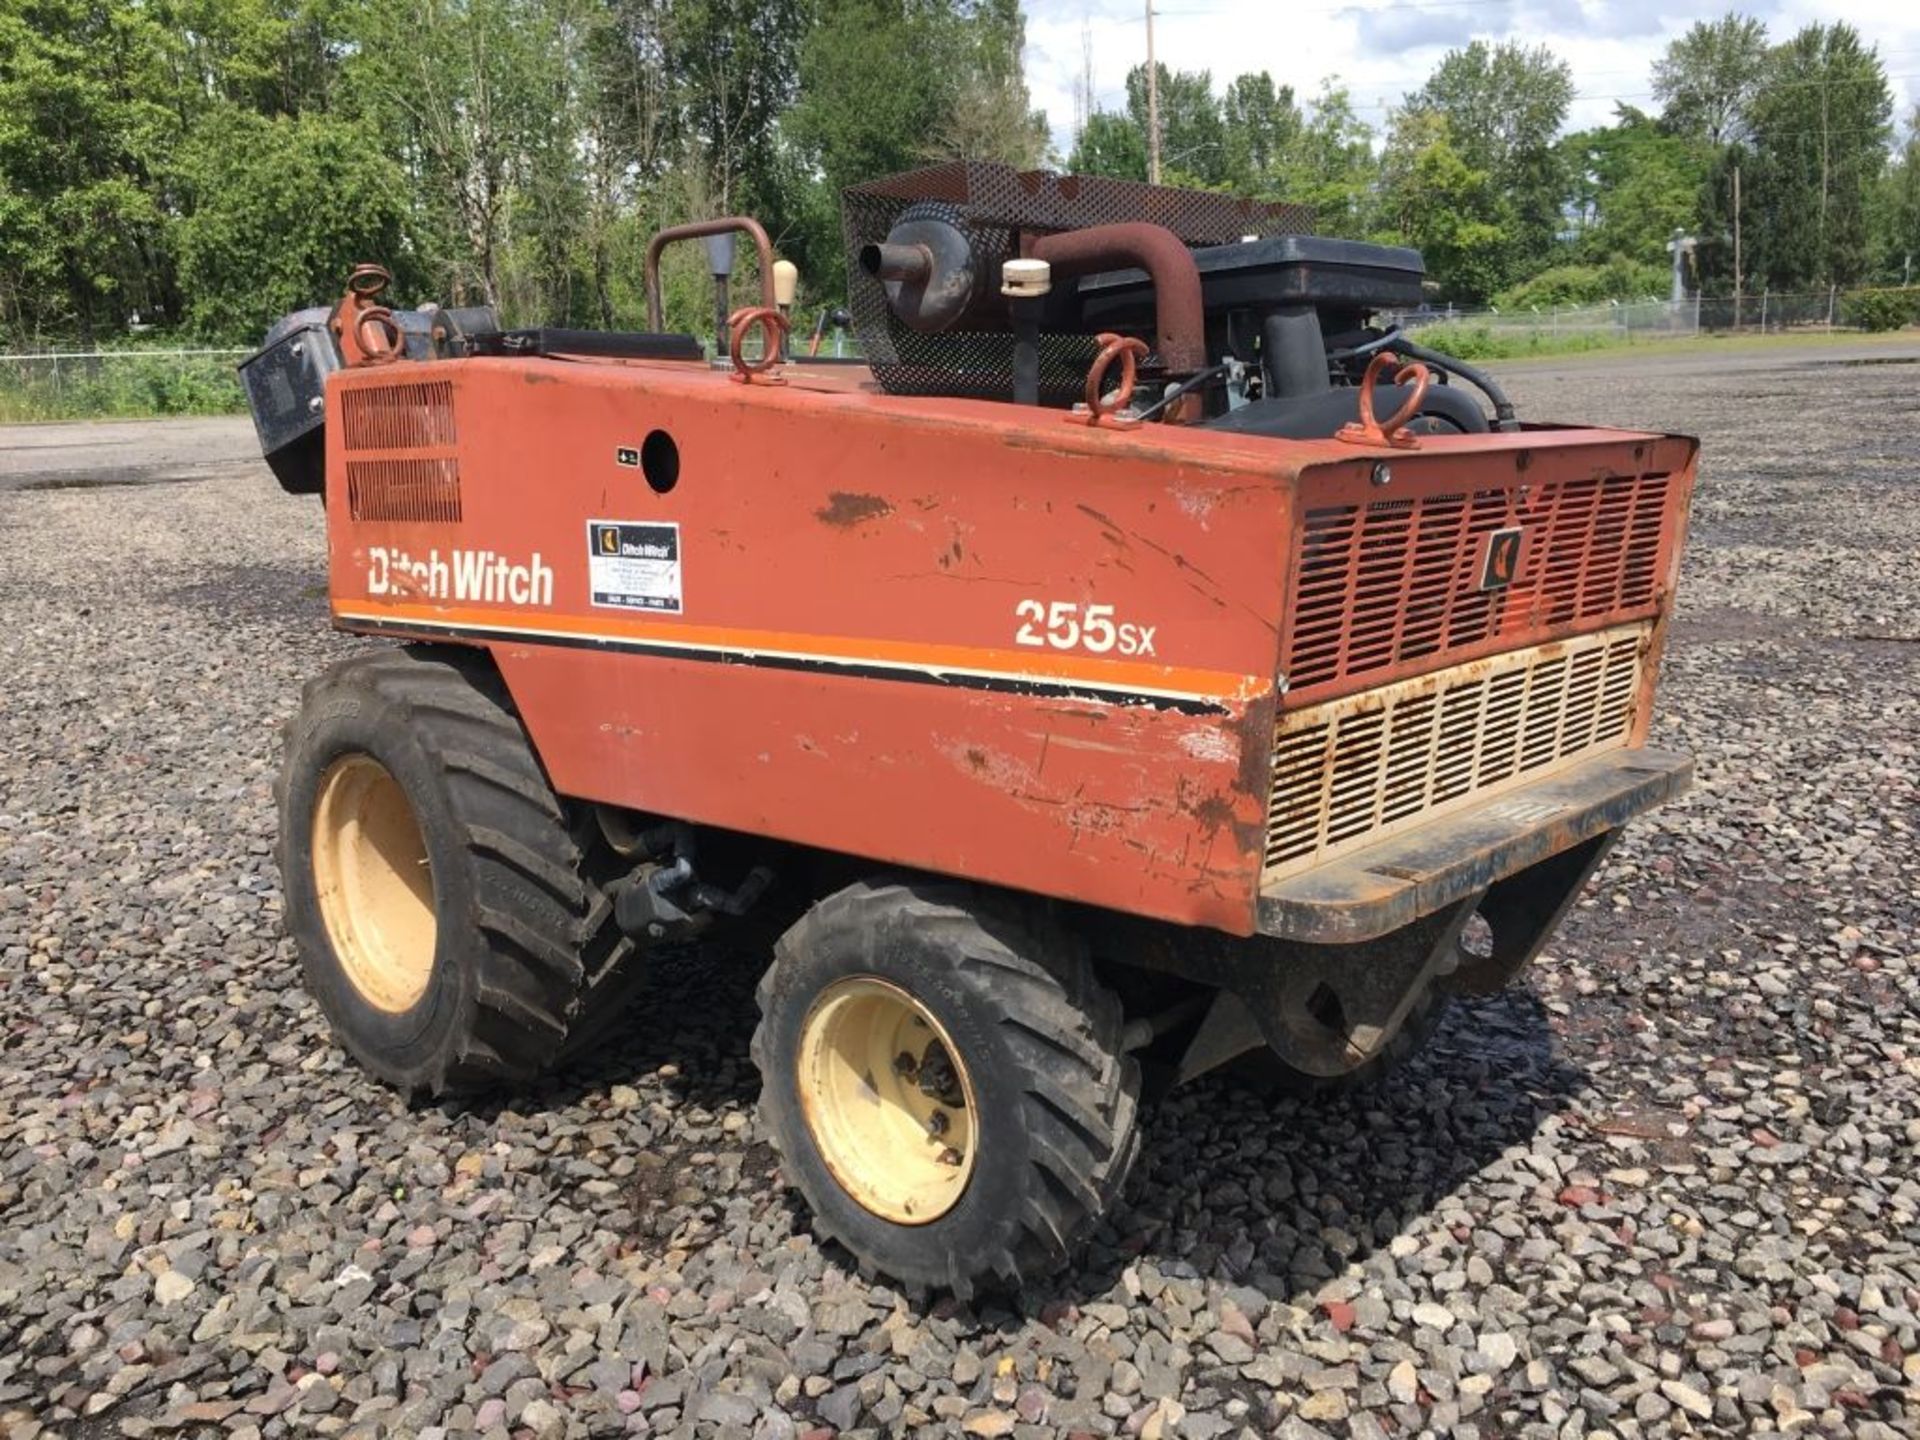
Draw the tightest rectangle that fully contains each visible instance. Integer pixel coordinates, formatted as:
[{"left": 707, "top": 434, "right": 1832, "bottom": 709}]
[
  {"left": 1386, "top": 333, "right": 1520, "bottom": 432},
  {"left": 1137, "top": 363, "right": 1230, "bottom": 423}
]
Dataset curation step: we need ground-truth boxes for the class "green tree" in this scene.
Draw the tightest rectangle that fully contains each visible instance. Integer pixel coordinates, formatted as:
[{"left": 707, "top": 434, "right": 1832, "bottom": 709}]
[
  {"left": 0, "top": 0, "right": 182, "bottom": 341},
  {"left": 578, "top": 0, "right": 675, "bottom": 326},
  {"left": 1376, "top": 110, "right": 1506, "bottom": 302},
  {"left": 1654, "top": 15, "right": 1770, "bottom": 296},
  {"left": 929, "top": 0, "right": 1048, "bottom": 169},
  {"left": 667, "top": 0, "right": 806, "bottom": 214},
  {"left": 1872, "top": 107, "right": 1920, "bottom": 284},
  {"left": 344, "top": 0, "right": 582, "bottom": 313},
  {"left": 1068, "top": 110, "right": 1146, "bottom": 182},
  {"left": 1405, "top": 41, "right": 1573, "bottom": 268},
  {"left": 1125, "top": 63, "right": 1226, "bottom": 186},
  {"left": 166, "top": 0, "right": 347, "bottom": 118},
  {"left": 788, "top": 1, "right": 976, "bottom": 198},
  {"left": 1219, "top": 71, "right": 1301, "bottom": 195},
  {"left": 1687, "top": 141, "right": 1739, "bottom": 294},
  {"left": 172, "top": 108, "right": 411, "bottom": 336},
  {"left": 1745, "top": 22, "right": 1892, "bottom": 289},
  {"left": 1653, "top": 13, "right": 1769, "bottom": 146},
  {"left": 1561, "top": 108, "right": 1708, "bottom": 267},
  {"left": 1276, "top": 83, "right": 1376, "bottom": 235}
]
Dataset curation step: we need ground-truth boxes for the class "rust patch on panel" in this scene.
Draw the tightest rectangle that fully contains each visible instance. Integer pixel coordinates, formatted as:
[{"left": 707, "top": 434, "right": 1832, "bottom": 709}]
[{"left": 817, "top": 491, "right": 894, "bottom": 527}]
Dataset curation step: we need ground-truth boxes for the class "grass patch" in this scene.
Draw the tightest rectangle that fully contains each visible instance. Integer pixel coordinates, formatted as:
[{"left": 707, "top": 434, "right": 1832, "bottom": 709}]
[
  {"left": 0, "top": 351, "right": 246, "bottom": 422},
  {"left": 1405, "top": 323, "right": 1634, "bottom": 361}
]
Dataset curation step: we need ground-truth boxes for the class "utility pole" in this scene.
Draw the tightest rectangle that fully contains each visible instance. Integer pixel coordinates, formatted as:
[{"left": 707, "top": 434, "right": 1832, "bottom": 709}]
[
  {"left": 1074, "top": 21, "right": 1094, "bottom": 152},
  {"left": 1732, "top": 164, "right": 1743, "bottom": 330},
  {"left": 1145, "top": 0, "right": 1162, "bottom": 184}
]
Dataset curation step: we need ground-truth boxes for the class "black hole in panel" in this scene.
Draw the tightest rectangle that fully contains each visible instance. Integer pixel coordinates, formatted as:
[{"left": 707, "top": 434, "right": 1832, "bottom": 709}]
[
  {"left": 642, "top": 430, "right": 679, "bottom": 493},
  {"left": 1306, "top": 982, "right": 1346, "bottom": 1036}
]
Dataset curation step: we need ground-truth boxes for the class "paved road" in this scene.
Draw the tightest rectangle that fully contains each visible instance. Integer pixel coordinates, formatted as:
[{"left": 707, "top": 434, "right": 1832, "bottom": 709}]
[
  {"left": 1488, "top": 335, "right": 1920, "bottom": 382},
  {"left": 0, "top": 414, "right": 259, "bottom": 491}
]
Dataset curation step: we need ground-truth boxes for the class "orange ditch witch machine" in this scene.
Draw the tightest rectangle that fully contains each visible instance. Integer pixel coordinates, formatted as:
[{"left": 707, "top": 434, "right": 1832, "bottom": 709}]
[{"left": 244, "top": 163, "right": 1695, "bottom": 1294}]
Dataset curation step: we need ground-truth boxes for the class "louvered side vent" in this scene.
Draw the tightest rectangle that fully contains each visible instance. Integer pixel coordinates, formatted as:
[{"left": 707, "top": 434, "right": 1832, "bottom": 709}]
[
  {"left": 1285, "top": 471, "right": 1671, "bottom": 699},
  {"left": 1263, "top": 625, "right": 1646, "bottom": 876},
  {"left": 340, "top": 381, "right": 462, "bottom": 523},
  {"left": 345, "top": 459, "right": 463, "bottom": 523},
  {"left": 341, "top": 381, "right": 457, "bottom": 449}
]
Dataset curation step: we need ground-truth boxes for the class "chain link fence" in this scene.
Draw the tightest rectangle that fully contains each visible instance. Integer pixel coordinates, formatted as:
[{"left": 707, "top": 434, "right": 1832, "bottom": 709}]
[
  {"left": 3, "top": 285, "right": 1914, "bottom": 423},
  {"left": 1383, "top": 297, "right": 1700, "bottom": 342},
  {"left": 1696, "top": 289, "right": 1859, "bottom": 333},
  {"left": 0, "top": 347, "right": 249, "bottom": 422},
  {"left": 1382, "top": 287, "right": 1920, "bottom": 348}
]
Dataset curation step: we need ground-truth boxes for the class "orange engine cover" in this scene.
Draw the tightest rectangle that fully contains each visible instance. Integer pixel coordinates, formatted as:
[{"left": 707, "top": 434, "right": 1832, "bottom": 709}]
[{"left": 323, "top": 355, "right": 1694, "bottom": 936}]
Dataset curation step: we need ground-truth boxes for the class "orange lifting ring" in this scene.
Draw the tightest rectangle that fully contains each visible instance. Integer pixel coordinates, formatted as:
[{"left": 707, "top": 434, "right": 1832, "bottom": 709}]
[
  {"left": 1336, "top": 350, "right": 1432, "bottom": 449},
  {"left": 346, "top": 263, "right": 391, "bottom": 299},
  {"left": 1070, "top": 332, "right": 1150, "bottom": 428},
  {"left": 353, "top": 308, "right": 404, "bottom": 366},
  {"left": 728, "top": 305, "right": 789, "bottom": 384},
  {"left": 337, "top": 263, "right": 402, "bottom": 368}
]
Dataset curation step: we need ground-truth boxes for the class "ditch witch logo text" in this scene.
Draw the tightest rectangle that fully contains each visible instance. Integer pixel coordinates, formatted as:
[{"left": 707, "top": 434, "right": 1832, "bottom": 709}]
[
  {"left": 597, "top": 525, "right": 675, "bottom": 561},
  {"left": 366, "top": 546, "right": 554, "bottom": 606}
]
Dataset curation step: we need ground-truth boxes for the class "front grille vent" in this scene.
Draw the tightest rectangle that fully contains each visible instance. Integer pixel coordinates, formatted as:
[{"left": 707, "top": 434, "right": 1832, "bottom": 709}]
[
  {"left": 339, "top": 380, "right": 461, "bottom": 522},
  {"left": 345, "top": 458, "right": 462, "bottom": 523},
  {"left": 341, "top": 381, "right": 457, "bottom": 450},
  {"left": 1285, "top": 471, "right": 1671, "bottom": 699},
  {"left": 1264, "top": 625, "right": 1646, "bottom": 875}
]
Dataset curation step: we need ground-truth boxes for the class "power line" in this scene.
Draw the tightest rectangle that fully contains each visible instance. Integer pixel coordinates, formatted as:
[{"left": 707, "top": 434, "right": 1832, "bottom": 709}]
[{"left": 1087, "top": 72, "right": 1920, "bottom": 119}]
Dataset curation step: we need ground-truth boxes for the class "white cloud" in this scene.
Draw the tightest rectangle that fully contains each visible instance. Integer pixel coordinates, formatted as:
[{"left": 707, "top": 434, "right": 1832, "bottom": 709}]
[{"left": 1024, "top": 0, "right": 1920, "bottom": 157}]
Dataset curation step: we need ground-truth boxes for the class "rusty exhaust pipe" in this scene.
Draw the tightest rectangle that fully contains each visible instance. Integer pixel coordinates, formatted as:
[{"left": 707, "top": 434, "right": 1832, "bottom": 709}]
[
  {"left": 1026, "top": 222, "right": 1207, "bottom": 422},
  {"left": 859, "top": 242, "right": 933, "bottom": 284}
]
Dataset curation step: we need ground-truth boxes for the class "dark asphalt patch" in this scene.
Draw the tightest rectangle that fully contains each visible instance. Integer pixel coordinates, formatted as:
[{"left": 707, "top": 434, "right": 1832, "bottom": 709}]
[{"left": 15, "top": 470, "right": 214, "bottom": 492}]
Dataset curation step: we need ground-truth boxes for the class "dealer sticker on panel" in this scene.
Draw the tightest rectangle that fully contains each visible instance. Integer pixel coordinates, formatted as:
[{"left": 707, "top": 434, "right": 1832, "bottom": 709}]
[{"left": 587, "top": 521, "right": 682, "bottom": 613}]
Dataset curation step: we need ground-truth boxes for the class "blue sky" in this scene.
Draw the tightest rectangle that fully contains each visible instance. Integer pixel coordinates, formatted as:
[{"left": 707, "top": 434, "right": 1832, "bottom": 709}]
[{"left": 1023, "top": 0, "right": 1920, "bottom": 156}]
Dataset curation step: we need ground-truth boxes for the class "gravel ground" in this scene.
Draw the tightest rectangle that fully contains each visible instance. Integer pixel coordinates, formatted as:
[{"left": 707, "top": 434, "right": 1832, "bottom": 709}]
[{"left": 2, "top": 348, "right": 1917, "bottom": 1440}]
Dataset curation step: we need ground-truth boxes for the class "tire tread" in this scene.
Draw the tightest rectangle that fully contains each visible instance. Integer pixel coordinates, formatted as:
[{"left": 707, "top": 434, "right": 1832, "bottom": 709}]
[
  {"left": 281, "top": 645, "right": 632, "bottom": 1097},
  {"left": 753, "top": 877, "right": 1140, "bottom": 1295}
]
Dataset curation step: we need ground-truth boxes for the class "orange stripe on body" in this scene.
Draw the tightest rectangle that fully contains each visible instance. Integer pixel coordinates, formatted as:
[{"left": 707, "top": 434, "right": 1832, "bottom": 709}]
[{"left": 335, "top": 599, "right": 1268, "bottom": 704}]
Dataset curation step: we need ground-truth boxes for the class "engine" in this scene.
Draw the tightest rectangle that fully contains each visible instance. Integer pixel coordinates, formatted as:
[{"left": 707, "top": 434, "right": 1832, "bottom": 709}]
[{"left": 843, "top": 161, "right": 1512, "bottom": 437}]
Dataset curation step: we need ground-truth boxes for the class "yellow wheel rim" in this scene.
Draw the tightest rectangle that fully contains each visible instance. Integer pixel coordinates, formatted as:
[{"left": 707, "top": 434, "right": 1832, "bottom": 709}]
[
  {"left": 310, "top": 754, "right": 436, "bottom": 1014},
  {"left": 796, "top": 977, "right": 979, "bottom": 1224}
]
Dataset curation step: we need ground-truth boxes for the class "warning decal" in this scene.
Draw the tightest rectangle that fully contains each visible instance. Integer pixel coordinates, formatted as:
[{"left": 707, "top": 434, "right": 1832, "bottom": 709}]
[{"left": 586, "top": 521, "right": 682, "bottom": 613}]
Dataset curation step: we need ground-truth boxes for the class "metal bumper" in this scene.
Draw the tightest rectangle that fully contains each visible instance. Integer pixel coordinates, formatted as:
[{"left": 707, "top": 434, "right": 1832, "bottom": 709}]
[{"left": 1256, "top": 747, "right": 1692, "bottom": 944}]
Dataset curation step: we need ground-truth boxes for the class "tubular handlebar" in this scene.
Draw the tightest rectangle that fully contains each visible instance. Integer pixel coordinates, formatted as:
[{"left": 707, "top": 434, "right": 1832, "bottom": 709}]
[{"left": 644, "top": 217, "right": 776, "bottom": 332}]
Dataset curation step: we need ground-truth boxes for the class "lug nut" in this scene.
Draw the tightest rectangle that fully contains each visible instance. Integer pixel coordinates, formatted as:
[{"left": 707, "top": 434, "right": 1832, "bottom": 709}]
[
  {"left": 926, "top": 1109, "right": 950, "bottom": 1137},
  {"left": 892, "top": 1052, "right": 919, "bottom": 1079}
]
